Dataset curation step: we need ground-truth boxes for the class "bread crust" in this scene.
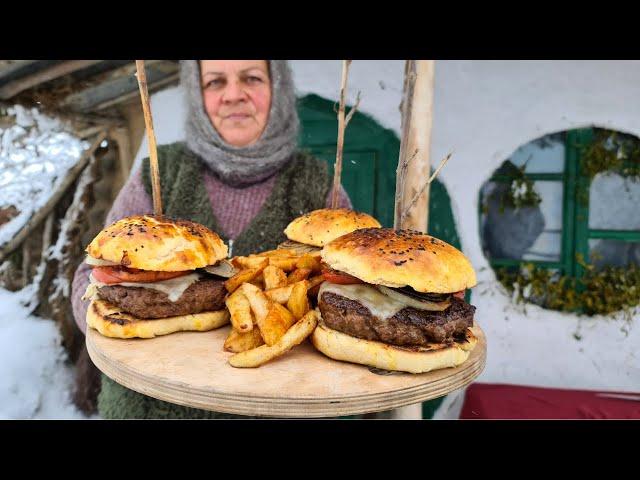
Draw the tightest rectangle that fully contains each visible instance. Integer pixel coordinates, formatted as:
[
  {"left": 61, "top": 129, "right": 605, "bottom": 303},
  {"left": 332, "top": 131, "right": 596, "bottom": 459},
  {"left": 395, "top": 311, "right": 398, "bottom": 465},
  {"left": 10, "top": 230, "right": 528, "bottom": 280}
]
[
  {"left": 86, "top": 299, "right": 229, "bottom": 339},
  {"left": 284, "top": 208, "right": 381, "bottom": 247},
  {"left": 321, "top": 228, "right": 477, "bottom": 293},
  {"left": 86, "top": 215, "right": 227, "bottom": 271},
  {"left": 311, "top": 321, "right": 477, "bottom": 373}
]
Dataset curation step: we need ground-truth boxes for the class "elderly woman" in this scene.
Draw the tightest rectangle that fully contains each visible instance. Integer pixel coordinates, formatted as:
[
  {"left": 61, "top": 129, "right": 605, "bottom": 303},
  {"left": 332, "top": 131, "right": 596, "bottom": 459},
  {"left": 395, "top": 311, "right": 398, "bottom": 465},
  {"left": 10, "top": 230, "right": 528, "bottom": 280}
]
[{"left": 71, "top": 60, "right": 351, "bottom": 419}]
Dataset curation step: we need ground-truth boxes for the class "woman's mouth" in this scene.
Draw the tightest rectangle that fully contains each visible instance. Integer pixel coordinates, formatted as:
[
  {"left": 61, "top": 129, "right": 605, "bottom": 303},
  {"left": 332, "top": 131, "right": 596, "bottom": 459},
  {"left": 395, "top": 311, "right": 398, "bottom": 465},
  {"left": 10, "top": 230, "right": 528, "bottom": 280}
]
[{"left": 225, "top": 113, "right": 251, "bottom": 121}]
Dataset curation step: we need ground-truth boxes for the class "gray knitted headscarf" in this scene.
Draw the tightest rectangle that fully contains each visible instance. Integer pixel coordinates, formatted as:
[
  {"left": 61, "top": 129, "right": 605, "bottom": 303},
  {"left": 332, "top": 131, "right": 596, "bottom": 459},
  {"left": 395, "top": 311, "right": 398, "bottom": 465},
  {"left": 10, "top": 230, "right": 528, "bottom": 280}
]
[{"left": 181, "top": 60, "right": 299, "bottom": 186}]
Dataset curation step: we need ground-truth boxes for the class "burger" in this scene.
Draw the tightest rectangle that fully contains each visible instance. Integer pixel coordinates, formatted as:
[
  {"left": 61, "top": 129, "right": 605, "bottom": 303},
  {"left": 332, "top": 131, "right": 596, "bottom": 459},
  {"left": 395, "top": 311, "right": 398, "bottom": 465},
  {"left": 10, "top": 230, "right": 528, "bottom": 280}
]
[
  {"left": 311, "top": 228, "right": 478, "bottom": 373},
  {"left": 280, "top": 208, "right": 381, "bottom": 254},
  {"left": 82, "top": 215, "right": 233, "bottom": 339}
]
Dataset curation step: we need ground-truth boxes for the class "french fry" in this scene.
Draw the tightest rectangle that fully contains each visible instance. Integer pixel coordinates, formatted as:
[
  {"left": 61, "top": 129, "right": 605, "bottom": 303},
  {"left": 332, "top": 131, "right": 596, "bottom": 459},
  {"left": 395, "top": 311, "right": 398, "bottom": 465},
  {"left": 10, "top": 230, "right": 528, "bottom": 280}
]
[
  {"left": 224, "top": 259, "right": 269, "bottom": 293},
  {"left": 307, "top": 275, "right": 326, "bottom": 290},
  {"left": 224, "top": 327, "right": 265, "bottom": 353},
  {"left": 306, "top": 275, "right": 326, "bottom": 299},
  {"left": 295, "top": 254, "right": 322, "bottom": 273},
  {"left": 233, "top": 256, "right": 270, "bottom": 270},
  {"left": 240, "top": 282, "right": 273, "bottom": 324},
  {"left": 287, "top": 280, "right": 310, "bottom": 320},
  {"left": 229, "top": 310, "right": 319, "bottom": 368},
  {"left": 225, "top": 289, "right": 254, "bottom": 332},
  {"left": 258, "top": 303, "right": 296, "bottom": 346},
  {"left": 287, "top": 268, "right": 312, "bottom": 285},
  {"left": 264, "top": 280, "right": 308, "bottom": 304},
  {"left": 268, "top": 256, "right": 299, "bottom": 271},
  {"left": 260, "top": 249, "right": 297, "bottom": 257},
  {"left": 264, "top": 284, "right": 293, "bottom": 304},
  {"left": 263, "top": 265, "right": 288, "bottom": 290},
  {"left": 248, "top": 272, "right": 265, "bottom": 289}
]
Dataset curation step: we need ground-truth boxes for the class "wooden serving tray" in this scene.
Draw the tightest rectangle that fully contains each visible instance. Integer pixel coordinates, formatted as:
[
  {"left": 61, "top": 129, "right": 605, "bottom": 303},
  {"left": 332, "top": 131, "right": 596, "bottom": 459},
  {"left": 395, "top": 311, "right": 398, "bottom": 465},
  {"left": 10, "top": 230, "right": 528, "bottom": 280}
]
[{"left": 86, "top": 323, "right": 486, "bottom": 418}]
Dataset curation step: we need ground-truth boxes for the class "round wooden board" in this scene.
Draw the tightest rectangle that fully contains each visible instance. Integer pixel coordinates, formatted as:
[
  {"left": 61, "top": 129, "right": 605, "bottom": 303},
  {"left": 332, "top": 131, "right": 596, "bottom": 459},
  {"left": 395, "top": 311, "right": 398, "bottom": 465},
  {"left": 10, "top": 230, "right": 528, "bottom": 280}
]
[{"left": 87, "top": 322, "right": 486, "bottom": 418}]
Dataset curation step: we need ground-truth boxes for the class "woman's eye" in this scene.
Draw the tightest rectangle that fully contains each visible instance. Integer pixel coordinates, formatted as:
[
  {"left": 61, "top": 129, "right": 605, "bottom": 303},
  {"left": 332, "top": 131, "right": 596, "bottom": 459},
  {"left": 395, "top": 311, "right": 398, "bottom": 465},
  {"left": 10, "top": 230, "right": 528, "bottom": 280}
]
[
  {"left": 246, "top": 76, "right": 263, "bottom": 84},
  {"left": 205, "top": 79, "right": 224, "bottom": 88}
]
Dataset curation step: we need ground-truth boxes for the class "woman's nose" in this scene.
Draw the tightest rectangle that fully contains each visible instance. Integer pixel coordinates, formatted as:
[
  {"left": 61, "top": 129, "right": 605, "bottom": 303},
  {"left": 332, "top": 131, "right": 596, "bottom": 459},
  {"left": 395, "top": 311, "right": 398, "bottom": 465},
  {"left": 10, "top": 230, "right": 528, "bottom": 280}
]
[{"left": 222, "top": 79, "right": 247, "bottom": 103}]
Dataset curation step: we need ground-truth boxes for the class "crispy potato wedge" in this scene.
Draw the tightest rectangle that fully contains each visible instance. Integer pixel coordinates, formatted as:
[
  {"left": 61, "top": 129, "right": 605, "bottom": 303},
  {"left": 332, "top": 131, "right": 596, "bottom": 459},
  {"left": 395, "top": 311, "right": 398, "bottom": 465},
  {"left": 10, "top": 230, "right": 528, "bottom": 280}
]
[
  {"left": 307, "top": 275, "right": 326, "bottom": 290},
  {"left": 287, "top": 281, "right": 310, "bottom": 320},
  {"left": 295, "top": 254, "right": 322, "bottom": 273},
  {"left": 233, "top": 256, "right": 271, "bottom": 270},
  {"left": 263, "top": 265, "right": 288, "bottom": 290},
  {"left": 287, "top": 268, "right": 312, "bottom": 285},
  {"left": 240, "top": 282, "right": 273, "bottom": 324},
  {"left": 228, "top": 310, "right": 319, "bottom": 368},
  {"left": 268, "top": 257, "right": 299, "bottom": 271},
  {"left": 224, "top": 260, "right": 269, "bottom": 293},
  {"left": 264, "top": 280, "right": 308, "bottom": 304},
  {"left": 225, "top": 289, "right": 254, "bottom": 332},
  {"left": 248, "top": 272, "right": 265, "bottom": 289},
  {"left": 258, "top": 303, "right": 296, "bottom": 346},
  {"left": 224, "top": 326, "right": 265, "bottom": 353},
  {"left": 259, "top": 249, "right": 298, "bottom": 257}
]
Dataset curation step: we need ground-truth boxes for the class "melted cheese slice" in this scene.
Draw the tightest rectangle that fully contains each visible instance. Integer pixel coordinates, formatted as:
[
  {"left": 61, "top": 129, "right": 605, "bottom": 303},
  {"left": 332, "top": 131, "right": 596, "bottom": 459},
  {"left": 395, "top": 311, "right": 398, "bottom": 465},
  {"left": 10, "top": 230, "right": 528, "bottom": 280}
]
[
  {"left": 86, "top": 272, "right": 201, "bottom": 302},
  {"left": 84, "top": 255, "right": 119, "bottom": 267},
  {"left": 318, "top": 282, "right": 419, "bottom": 319}
]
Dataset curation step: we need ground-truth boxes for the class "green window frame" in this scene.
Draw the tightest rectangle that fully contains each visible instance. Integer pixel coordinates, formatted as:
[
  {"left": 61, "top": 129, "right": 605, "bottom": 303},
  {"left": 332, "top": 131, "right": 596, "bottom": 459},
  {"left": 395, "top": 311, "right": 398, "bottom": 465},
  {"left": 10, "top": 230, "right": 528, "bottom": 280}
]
[{"left": 480, "top": 128, "right": 640, "bottom": 301}]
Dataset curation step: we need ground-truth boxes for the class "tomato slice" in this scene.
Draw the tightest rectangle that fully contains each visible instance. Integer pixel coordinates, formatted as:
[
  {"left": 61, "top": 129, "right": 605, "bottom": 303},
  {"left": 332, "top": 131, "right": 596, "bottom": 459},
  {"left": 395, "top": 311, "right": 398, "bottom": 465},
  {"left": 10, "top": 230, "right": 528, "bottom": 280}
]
[
  {"left": 322, "top": 268, "right": 364, "bottom": 285},
  {"left": 453, "top": 290, "right": 465, "bottom": 299},
  {"left": 92, "top": 266, "right": 190, "bottom": 284},
  {"left": 91, "top": 267, "right": 123, "bottom": 284}
]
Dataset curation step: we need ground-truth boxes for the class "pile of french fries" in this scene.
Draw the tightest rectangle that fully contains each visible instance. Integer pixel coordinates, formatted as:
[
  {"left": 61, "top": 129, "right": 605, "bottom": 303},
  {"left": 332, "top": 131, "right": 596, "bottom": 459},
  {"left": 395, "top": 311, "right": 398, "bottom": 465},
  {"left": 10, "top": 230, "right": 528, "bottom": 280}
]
[{"left": 223, "top": 249, "right": 326, "bottom": 368}]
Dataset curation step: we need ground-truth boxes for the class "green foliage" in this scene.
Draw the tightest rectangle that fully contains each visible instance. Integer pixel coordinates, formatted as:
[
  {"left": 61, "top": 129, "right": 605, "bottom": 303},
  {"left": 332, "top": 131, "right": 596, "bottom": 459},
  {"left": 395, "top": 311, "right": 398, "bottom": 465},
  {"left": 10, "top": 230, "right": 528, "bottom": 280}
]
[
  {"left": 580, "top": 129, "right": 640, "bottom": 181},
  {"left": 497, "top": 262, "right": 640, "bottom": 317},
  {"left": 506, "top": 176, "right": 542, "bottom": 209},
  {"left": 488, "top": 160, "right": 543, "bottom": 212}
]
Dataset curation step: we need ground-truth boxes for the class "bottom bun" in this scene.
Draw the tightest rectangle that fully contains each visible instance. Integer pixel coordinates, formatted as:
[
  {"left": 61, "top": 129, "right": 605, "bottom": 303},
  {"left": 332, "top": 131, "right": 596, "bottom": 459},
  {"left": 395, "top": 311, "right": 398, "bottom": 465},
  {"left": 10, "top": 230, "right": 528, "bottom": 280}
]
[
  {"left": 311, "top": 321, "right": 477, "bottom": 374},
  {"left": 87, "top": 299, "right": 229, "bottom": 339}
]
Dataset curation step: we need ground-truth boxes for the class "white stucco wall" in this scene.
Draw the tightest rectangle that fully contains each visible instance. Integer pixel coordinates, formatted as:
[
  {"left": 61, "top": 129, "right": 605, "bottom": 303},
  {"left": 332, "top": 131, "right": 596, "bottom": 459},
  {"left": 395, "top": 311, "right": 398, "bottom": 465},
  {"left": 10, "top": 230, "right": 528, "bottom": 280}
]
[{"left": 136, "top": 60, "right": 640, "bottom": 392}]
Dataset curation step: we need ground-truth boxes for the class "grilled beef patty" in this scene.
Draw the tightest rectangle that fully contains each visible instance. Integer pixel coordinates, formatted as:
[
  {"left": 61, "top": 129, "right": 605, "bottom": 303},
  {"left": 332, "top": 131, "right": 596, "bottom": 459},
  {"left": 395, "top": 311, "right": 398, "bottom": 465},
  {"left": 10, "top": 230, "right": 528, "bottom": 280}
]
[
  {"left": 97, "top": 277, "right": 226, "bottom": 319},
  {"left": 318, "top": 291, "right": 475, "bottom": 346}
]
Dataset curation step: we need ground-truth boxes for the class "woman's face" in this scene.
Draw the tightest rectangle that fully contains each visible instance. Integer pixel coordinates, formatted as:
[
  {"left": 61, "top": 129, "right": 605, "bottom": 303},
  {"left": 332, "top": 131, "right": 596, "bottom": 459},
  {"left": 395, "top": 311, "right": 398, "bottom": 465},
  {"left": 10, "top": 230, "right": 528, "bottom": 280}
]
[{"left": 200, "top": 60, "right": 272, "bottom": 147}]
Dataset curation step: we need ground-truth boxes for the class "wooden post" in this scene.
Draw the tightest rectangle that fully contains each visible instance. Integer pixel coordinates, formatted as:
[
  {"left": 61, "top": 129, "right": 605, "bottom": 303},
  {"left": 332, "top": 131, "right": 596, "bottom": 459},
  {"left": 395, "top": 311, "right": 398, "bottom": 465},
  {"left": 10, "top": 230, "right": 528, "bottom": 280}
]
[
  {"left": 394, "top": 60, "right": 435, "bottom": 232},
  {"left": 391, "top": 60, "right": 436, "bottom": 420},
  {"left": 135, "top": 60, "right": 162, "bottom": 217},
  {"left": 331, "top": 61, "right": 362, "bottom": 208}
]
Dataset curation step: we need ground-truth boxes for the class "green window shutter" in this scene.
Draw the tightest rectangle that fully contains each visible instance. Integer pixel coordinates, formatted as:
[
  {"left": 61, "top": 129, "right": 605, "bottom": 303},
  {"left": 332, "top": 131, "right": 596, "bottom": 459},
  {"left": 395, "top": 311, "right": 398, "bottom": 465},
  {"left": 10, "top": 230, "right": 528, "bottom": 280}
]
[{"left": 570, "top": 129, "right": 594, "bottom": 282}]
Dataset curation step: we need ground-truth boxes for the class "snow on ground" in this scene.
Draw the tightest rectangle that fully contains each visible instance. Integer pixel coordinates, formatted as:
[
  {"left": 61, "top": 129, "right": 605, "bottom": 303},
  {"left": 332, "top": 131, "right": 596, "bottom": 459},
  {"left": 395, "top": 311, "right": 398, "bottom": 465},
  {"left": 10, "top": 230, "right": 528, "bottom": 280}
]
[
  {"left": 0, "top": 286, "right": 88, "bottom": 419},
  {"left": 0, "top": 105, "right": 91, "bottom": 419}
]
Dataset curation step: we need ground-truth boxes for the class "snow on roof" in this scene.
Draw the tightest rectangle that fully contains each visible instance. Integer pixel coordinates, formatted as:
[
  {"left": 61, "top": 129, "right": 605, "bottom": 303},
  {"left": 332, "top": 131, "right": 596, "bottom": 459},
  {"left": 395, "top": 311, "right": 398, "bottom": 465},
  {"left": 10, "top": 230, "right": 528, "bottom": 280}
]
[{"left": 0, "top": 105, "right": 89, "bottom": 248}]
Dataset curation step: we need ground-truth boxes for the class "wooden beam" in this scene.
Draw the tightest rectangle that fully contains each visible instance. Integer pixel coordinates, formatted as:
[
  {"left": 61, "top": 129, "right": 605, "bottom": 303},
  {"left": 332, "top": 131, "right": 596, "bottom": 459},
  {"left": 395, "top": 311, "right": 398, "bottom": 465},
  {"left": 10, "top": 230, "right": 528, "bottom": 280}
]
[
  {"left": 61, "top": 62, "right": 179, "bottom": 113},
  {"left": 0, "top": 60, "right": 56, "bottom": 85},
  {"left": 0, "top": 60, "right": 104, "bottom": 100},
  {"left": 93, "top": 72, "right": 180, "bottom": 111},
  {"left": 0, "top": 132, "right": 107, "bottom": 264},
  {"left": 394, "top": 60, "right": 435, "bottom": 232}
]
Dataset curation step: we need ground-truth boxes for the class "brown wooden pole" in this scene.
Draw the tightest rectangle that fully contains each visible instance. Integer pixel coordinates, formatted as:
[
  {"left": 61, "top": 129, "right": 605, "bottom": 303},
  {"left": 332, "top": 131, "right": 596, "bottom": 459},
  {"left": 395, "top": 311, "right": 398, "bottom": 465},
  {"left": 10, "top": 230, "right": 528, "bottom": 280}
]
[
  {"left": 394, "top": 60, "right": 435, "bottom": 232},
  {"left": 391, "top": 60, "right": 436, "bottom": 420},
  {"left": 135, "top": 60, "right": 162, "bottom": 217},
  {"left": 331, "top": 60, "right": 351, "bottom": 209}
]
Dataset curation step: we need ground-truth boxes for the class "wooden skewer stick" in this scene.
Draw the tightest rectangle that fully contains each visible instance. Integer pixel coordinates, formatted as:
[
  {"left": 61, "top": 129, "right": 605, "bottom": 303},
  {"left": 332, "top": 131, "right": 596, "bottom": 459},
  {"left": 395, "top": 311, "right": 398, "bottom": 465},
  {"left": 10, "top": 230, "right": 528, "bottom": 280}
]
[
  {"left": 399, "top": 152, "right": 452, "bottom": 226},
  {"left": 135, "top": 60, "right": 162, "bottom": 217},
  {"left": 331, "top": 60, "right": 361, "bottom": 209}
]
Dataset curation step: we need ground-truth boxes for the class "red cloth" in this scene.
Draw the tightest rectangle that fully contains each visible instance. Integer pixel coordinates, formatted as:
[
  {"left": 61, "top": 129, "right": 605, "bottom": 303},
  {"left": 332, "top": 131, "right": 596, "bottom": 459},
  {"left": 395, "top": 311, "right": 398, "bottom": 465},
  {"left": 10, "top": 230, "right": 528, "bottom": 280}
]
[{"left": 460, "top": 383, "right": 640, "bottom": 419}]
